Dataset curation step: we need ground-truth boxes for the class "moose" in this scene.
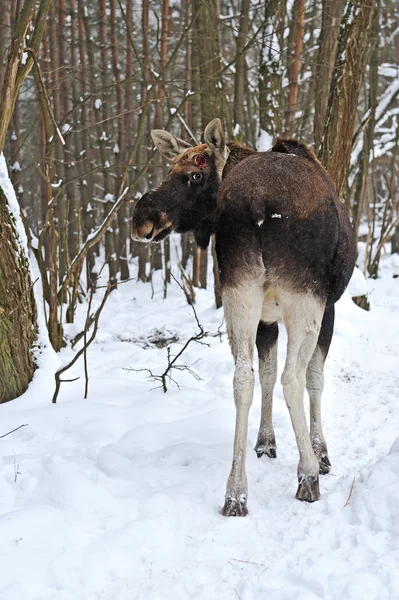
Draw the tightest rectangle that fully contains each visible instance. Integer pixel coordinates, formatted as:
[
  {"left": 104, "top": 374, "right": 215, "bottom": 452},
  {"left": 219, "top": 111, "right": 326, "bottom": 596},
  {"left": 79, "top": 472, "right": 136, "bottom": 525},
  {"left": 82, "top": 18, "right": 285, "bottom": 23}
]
[{"left": 131, "top": 119, "right": 356, "bottom": 516}]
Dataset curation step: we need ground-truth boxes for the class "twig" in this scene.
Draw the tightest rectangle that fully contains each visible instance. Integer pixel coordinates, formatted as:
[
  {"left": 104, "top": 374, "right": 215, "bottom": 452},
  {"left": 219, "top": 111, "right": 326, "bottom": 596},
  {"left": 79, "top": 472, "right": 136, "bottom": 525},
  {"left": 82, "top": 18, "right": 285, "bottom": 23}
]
[
  {"left": 127, "top": 273, "right": 209, "bottom": 392},
  {"left": 52, "top": 284, "right": 111, "bottom": 403},
  {"left": 229, "top": 558, "right": 266, "bottom": 567},
  {"left": 0, "top": 424, "right": 28, "bottom": 439},
  {"left": 83, "top": 267, "right": 103, "bottom": 399},
  {"left": 344, "top": 477, "right": 356, "bottom": 507}
]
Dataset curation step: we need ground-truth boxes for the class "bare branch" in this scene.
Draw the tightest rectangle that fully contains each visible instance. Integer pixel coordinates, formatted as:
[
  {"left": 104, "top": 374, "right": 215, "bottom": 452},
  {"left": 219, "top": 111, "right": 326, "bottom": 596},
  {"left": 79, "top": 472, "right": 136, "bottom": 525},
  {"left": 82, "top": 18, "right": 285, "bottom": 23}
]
[
  {"left": 52, "top": 284, "right": 111, "bottom": 403},
  {"left": 0, "top": 424, "right": 29, "bottom": 439}
]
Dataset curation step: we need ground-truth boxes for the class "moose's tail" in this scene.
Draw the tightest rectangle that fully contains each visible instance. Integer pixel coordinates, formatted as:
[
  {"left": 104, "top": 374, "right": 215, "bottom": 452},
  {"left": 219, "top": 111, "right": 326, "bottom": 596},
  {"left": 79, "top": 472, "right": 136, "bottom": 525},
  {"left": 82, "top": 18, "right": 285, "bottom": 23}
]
[{"left": 271, "top": 138, "right": 318, "bottom": 163}]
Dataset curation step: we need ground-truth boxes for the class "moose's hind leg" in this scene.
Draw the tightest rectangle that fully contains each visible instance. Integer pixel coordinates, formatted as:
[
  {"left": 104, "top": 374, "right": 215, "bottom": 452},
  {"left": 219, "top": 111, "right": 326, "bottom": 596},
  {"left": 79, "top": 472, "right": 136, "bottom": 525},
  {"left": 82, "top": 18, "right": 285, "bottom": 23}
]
[
  {"left": 307, "top": 304, "right": 335, "bottom": 474},
  {"left": 281, "top": 294, "right": 325, "bottom": 502},
  {"left": 254, "top": 321, "right": 278, "bottom": 459}
]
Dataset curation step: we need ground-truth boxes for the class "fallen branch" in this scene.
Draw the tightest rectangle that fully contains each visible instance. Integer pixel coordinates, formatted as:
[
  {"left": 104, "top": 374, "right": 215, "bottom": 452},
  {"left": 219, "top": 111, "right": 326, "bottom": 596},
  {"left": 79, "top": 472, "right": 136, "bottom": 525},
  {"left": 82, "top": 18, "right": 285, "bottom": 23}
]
[
  {"left": 52, "top": 284, "right": 111, "bottom": 403},
  {"left": 344, "top": 477, "right": 356, "bottom": 507},
  {"left": 127, "top": 273, "right": 209, "bottom": 392},
  {"left": 0, "top": 424, "right": 28, "bottom": 439}
]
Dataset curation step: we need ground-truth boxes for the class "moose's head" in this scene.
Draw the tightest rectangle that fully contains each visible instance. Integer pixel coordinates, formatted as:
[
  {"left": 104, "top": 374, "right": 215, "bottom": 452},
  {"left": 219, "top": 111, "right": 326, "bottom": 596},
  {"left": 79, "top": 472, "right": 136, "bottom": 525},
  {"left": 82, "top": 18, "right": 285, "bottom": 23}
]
[{"left": 131, "top": 118, "right": 229, "bottom": 248}]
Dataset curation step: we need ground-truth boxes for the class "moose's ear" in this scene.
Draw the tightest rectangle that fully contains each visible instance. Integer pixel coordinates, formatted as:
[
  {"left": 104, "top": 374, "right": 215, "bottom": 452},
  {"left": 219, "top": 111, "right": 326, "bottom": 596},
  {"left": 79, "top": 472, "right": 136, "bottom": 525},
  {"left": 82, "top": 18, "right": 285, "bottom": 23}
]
[
  {"left": 151, "top": 130, "right": 192, "bottom": 160},
  {"left": 204, "top": 118, "right": 229, "bottom": 176}
]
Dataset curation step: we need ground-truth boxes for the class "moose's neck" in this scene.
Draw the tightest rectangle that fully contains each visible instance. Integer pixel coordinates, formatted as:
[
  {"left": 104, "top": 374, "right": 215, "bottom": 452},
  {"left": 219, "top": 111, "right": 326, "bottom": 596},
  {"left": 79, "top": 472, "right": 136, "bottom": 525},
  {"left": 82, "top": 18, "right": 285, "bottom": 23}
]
[{"left": 222, "top": 142, "right": 255, "bottom": 178}]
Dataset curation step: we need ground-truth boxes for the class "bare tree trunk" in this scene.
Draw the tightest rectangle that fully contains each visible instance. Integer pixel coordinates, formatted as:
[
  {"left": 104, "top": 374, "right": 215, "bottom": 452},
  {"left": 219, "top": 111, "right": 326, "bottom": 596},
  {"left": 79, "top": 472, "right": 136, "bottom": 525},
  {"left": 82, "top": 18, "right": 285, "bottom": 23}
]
[
  {"left": 319, "top": 0, "right": 377, "bottom": 200},
  {"left": 192, "top": 0, "right": 224, "bottom": 292},
  {"left": 0, "top": 0, "right": 52, "bottom": 401},
  {"left": 314, "top": 0, "right": 345, "bottom": 153},
  {"left": 233, "top": 0, "right": 250, "bottom": 142},
  {"left": 111, "top": 0, "right": 130, "bottom": 281},
  {"left": 259, "top": 0, "right": 286, "bottom": 140},
  {"left": 285, "top": 0, "right": 305, "bottom": 136},
  {"left": 136, "top": 0, "right": 151, "bottom": 283},
  {"left": 352, "top": 7, "right": 379, "bottom": 243},
  {"left": 75, "top": 0, "right": 96, "bottom": 289},
  {"left": 0, "top": 179, "right": 37, "bottom": 403}
]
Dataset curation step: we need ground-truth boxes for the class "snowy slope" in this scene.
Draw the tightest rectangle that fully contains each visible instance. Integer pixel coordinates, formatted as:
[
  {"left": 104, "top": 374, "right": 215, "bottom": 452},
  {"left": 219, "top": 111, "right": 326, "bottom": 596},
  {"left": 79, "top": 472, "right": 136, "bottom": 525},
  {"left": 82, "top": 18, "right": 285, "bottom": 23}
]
[{"left": 1, "top": 249, "right": 399, "bottom": 600}]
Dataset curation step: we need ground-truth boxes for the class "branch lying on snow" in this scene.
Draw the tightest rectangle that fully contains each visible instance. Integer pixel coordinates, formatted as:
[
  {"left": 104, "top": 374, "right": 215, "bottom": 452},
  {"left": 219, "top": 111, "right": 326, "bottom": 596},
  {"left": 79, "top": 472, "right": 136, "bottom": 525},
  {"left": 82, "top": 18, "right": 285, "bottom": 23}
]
[
  {"left": 344, "top": 477, "right": 356, "bottom": 507},
  {"left": 0, "top": 424, "right": 28, "bottom": 439},
  {"left": 52, "top": 283, "right": 111, "bottom": 403},
  {"left": 127, "top": 273, "right": 210, "bottom": 392}
]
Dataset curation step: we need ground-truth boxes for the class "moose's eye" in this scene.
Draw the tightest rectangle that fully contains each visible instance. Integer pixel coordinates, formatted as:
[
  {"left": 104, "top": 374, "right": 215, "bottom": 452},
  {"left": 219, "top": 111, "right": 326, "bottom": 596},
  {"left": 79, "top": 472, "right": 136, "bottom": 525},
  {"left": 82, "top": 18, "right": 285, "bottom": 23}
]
[{"left": 190, "top": 172, "right": 203, "bottom": 183}]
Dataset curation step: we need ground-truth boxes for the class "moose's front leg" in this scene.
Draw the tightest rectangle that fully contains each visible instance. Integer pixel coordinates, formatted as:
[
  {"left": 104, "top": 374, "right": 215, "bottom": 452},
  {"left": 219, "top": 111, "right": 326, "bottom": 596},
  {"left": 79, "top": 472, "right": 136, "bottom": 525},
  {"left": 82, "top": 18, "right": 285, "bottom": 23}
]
[
  {"left": 221, "top": 283, "right": 263, "bottom": 517},
  {"left": 222, "top": 358, "right": 254, "bottom": 516}
]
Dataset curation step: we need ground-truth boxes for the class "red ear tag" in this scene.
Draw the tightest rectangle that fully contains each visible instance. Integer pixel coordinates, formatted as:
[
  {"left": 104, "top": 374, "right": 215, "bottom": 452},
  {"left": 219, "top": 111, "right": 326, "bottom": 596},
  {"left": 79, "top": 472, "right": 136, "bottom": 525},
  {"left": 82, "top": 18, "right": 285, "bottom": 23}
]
[{"left": 195, "top": 154, "right": 208, "bottom": 168}]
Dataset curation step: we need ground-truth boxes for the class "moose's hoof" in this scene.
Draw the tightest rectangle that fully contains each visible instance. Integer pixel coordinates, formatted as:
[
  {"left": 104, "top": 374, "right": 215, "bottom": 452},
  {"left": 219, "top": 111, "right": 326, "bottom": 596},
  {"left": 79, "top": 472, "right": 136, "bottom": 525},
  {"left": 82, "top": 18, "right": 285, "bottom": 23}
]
[
  {"left": 254, "top": 442, "right": 277, "bottom": 459},
  {"left": 221, "top": 495, "right": 248, "bottom": 517},
  {"left": 254, "top": 435, "right": 277, "bottom": 459},
  {"left": 319, "top": 454, "right": 331, "bottom": 475},
  {"left": 296, "top": 475, "right": 320, "bottom": 502}
]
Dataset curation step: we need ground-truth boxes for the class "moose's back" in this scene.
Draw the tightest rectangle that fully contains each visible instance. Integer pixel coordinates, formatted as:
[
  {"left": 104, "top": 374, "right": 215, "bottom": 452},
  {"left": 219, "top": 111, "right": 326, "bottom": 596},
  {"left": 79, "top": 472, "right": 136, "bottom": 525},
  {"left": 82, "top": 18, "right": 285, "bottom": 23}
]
[{"left": 215, "top": 150, "right": 356, "bottom": 304}]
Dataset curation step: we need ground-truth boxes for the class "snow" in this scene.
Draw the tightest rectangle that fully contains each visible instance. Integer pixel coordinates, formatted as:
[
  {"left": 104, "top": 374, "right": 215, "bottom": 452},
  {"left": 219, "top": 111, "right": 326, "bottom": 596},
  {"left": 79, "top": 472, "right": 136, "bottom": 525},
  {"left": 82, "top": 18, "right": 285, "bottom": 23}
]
[
  {"left": 256, "top": 128, "right": 274, "bottom": 152},
  {"left": 61, "top": 123, "right": 72, "bottom": 135},
  {"left": 1, "top": 244, "right": 399, "bottom": 598},
  {"left": 0, "top": 154, "right": 30, "bottom": 263},
  {"left": 347, "top": 266, "right": 368, "bottom": 298}
]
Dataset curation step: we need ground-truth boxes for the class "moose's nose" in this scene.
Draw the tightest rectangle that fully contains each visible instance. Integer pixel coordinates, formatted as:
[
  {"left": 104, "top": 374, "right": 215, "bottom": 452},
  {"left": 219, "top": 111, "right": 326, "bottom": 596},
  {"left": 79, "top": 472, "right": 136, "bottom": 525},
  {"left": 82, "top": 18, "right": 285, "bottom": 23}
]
[
  {"left": 131, "top": 220, "right": 155, "bottom": 241},
  {"left": 131, "top": 190, "right": 155, "bottom": 240}
]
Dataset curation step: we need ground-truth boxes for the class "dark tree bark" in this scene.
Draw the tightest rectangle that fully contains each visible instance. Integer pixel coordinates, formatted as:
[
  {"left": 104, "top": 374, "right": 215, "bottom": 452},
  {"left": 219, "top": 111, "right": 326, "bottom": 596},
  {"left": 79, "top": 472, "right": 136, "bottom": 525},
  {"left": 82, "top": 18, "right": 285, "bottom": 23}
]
[
  {"left": 314, "top": 0, "right": 345, "bottom": 153},
  {"left": 192, "top": 0, "right": 224, "bottom": 295},
  {"left": 233, "top": 0, "right": 250, "bottom": 142},
  {"left": 259, "top": 0, "right": 286, "bottom": 139},
  {"left": 0, "top": 182, "right": 37, "bottom": 403},
  {"left": 285, "top": 0, "right": 305, "bottom": 136},
  {"left": 0, "top": 0, "right": 51, "bottom": 401},
  {"left": 319, "top": 0, "right": 377, "bottom": 200}
]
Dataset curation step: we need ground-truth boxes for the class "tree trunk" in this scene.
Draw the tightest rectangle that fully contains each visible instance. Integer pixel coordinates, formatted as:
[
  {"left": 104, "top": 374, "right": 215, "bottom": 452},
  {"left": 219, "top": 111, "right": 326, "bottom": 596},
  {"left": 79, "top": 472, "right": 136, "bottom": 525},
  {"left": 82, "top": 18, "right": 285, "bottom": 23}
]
[
  {"left": 314, "top": 0, "right": 345, "bottom": 153},
  {"left": 233, "top": 0, "right": 250, "bottom": 142},
  {"left": 319, "top": 0, "right": 377, "bottom": 200},
  {"left": 285, "top": 0, "right": 305, "bottom": 136},
  {"left": 0, "top": 160, "right": 37, "bottom": 403},
  {"left": 259, "top": 0, "right": 286, "bottom": 140},
  {"left": 0, "top": 0, "right": 51, "bottom": 400},
  {"left": 192, "top": 0, "right": 223, "bottom": 293}
]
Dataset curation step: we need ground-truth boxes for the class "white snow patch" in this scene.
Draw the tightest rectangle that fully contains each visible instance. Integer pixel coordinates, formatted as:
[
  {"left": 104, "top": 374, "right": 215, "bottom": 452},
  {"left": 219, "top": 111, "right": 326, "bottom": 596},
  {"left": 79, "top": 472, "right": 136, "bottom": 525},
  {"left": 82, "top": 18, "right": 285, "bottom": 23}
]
[
  {"left": 347, "top": 266, "right": 369, "bottom": 298},
  {"left": 256, "top": 128, "right": 273, "bottom": 151},
  {"left": 0, "top": 246, "right": 399, "bottom": 599},
  {"left": 50, "top": 179, "right": 63, "bottom": 188}
]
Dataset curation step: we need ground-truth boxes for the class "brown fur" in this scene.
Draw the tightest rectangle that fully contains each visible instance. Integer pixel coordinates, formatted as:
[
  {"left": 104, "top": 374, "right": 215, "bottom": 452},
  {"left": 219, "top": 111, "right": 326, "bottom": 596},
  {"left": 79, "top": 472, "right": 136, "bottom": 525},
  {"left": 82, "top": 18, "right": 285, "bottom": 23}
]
[{"left": 132, "top": 128, "right": 357, "bottom": 514}]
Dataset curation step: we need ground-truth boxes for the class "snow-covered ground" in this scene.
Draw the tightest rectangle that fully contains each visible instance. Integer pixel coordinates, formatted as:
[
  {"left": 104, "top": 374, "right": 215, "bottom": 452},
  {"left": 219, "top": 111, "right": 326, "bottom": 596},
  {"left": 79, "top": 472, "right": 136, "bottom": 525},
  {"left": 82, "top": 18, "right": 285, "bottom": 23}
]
[{"left": 1, "top": 248, "right": 399, "bottom": 600}]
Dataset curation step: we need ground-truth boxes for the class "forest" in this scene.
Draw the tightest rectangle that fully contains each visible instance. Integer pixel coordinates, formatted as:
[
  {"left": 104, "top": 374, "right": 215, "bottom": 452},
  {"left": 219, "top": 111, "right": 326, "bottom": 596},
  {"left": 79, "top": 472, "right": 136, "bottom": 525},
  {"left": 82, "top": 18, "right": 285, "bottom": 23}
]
[
  {"left": 0, "top": 0, "right": 398, "bottom": 372},
  {"left": 0, "top": 1, "right": 399, "bottom": 598}
]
